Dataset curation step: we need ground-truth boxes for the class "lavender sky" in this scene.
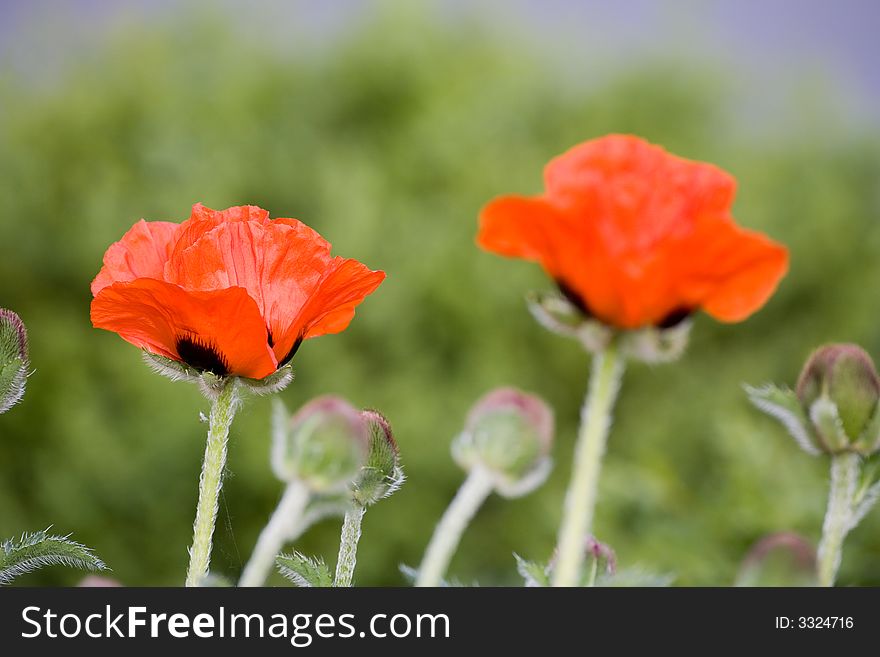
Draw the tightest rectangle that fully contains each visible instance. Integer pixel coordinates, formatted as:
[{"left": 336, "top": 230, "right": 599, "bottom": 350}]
[{"left": 1, "top": 0, "right": 878, "bottom": 127}]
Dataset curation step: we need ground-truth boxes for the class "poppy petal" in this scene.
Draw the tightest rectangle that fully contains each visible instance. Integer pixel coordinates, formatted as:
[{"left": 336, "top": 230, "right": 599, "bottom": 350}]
[
  {"left": 91, "top": 278, "right": 278, "bottom": 379},
  {"left": 164, "top": 219, "right": 339, "bottom": 355},
  {"left": 684, "top": 222, "right": 789, "bottom": 322},
  {"left": 269, "top": 258, "right": 385, "bottom": 363},
  {"left": 477, "top": 195, "right": 575, "bottom": 272},
  {"left": 480, "top": 134, "right": 786, "bottom": 328},
  {"left": 167, "top": 203, "right": 273, "bottom": 265},
  {"left": 479, "top": 195, "right": 627, "bottom": 322},
  {"left": 90, "top": 220, "right": 178, "bottom": 295},
  {"left": 189, "top": 203, "right": 270, "bottom": 224},
  {"left": 544, "top": 135, "right": 737, "bottom": 240}
]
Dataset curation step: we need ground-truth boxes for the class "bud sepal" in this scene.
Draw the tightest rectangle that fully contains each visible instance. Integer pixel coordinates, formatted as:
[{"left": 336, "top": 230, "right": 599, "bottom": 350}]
[
  {"left": 527, "top": 290, "right": 691, "bottom": 363},
  {"left": 143, "top": 351, "right": 294, "bottom": 399},
  {"left": 0, "top": 308, "right": 29, "bottom": 414},
  {"left": 745, "top": 384, "right": 821, "bottom": 455}
]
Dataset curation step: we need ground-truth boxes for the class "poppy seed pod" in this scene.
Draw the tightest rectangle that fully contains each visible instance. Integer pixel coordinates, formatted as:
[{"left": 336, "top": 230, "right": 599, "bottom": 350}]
[
  {"left": 350, "top": 410, "right": 405, "bottom": 506},
  {"left": 271, "top": 396, "right": 370, "bottom": 493},
  {"left": 452, "top": 388, "right": 554, "bottom": 497},
  {"left": 796, "top": 344, "right": 880, "bottom": 455},
  {"left": 0, "top": 309, "right": 29, "bottom": 414}
]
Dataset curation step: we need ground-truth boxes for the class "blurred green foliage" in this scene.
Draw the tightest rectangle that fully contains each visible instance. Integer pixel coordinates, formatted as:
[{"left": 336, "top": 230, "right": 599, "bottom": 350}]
[{"left": 1, "top": 6, "right": 879, "bottom": 586}]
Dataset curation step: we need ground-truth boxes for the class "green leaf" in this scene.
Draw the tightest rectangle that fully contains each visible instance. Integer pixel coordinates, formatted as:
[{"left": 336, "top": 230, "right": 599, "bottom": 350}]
[
  {"left": 594, "top": 567, "right": 675, "bottom": 587},
  {"left": 745, "top": 384, "right": 821, "bottom": 455},
  {"left": 0, "top": 529, "right": 107, "bottom": 585},
  {"left": 849, "top": 479, "right": 880, "bottom": 530},
  {"left": 276, "top": 551, "right": 332, "bottom": 587},
  {"left": 513, "top": 553, "right": 549, "bottom": 587},
  {"left": 398, "top": 564, "right": 469, "bottom": 587}
]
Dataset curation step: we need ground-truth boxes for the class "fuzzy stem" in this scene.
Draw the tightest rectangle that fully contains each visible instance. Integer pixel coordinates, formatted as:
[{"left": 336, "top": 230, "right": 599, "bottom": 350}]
[
  {"left": 334, "top": 505, "right": 366, "bottom": 587},
  {"left": 185, "top": 378, "right": 240, "bottom": 587},
  {"left": 415, "top": 466, "right": 495, "bottom": 587},
  {"left": 239, "top": 481, "right": 311, "bottom": 587},
  {"left": 817, "top": 452, "right": 859, "bottom": 587},
  {"left": 552, "top": 344, "right": 624, "bottom": 587}
]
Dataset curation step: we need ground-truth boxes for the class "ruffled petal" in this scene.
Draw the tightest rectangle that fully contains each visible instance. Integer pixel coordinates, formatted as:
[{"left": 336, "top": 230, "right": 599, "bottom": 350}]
[
  {"left": 267, "top": 258, "right": 384, "bottom": 365},
  {"left": 164, "top": 219, "right": 344, "bottom": 357},
  {"left": 91, "top": 220, "right": 178, "bottom": 295},
  {"left": 294, "top": 258, "right": 386, "bottom": 340},
  {"left": 189, "top": 203, "right": 270, "bottom": 224},
  {"left": 91, "top": 278, "right": 278, "bottom": 378},
  {"left": 544, "top": 135, "right": 737, "bottom": 245},
  {"left": 167, "top": 203, "right": 269, "bottom": 264},
  {"left": 479, "top": 134, "right": 784, "bottom": 328},
  {"left": 477, "top": 195, "right": 584, "bottom": 276},
  {"left": 679, "top": 220, "right": 789, "bottom": 322}
]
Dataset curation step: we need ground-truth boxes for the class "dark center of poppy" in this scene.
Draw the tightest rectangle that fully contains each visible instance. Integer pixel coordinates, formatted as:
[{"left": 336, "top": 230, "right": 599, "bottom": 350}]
[
  {"left": 556, "top": 280, "right": 593, "bottom": 318},
  {"left": 176, "top": 335, "right": 230, "bottom": 376},
  {"left": 557, "top": 279, "right": 692, "bottom": 330},
  {"left": 656, "top": 307, "right": 692, "bottom": 329},
  {"left": 279, "top": 335, "right": 304, "bottom": 368}
]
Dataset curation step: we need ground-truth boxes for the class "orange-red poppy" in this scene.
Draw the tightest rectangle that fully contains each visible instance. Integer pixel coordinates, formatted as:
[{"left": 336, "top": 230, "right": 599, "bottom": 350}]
[
  {"left": 477, "top": 134, "right": 789, "bottom": 329},
  {"left": 91, "top": 204, "right": 385, "bottom": 379}
]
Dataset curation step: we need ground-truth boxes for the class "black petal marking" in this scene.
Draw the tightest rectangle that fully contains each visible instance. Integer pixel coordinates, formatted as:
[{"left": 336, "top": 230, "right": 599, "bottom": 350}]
[
  {"left": 267, "top": 327, "right": 275, "bottom": 348},
  {"left": 279, "top": 335, "right": 304, "bottom": 368},
  {"left": 176, "top": 335, "right": 230, "bottom": 376},
  {"left": 656, "top": 307, "right": 692, "bottom": 329},
  {"left": 556, "top": 280, "right": 593, "bottom": 318}
]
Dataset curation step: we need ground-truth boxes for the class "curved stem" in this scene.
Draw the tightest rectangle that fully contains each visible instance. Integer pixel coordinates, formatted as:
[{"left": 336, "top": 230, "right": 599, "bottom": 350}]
[
  {"left": 334, "top": 505, "right": 366, "bottom": 587},
  {"left": 239, "top": 481, "right": 311, "bottom": 587},
  {"left": 552, "top": 344, "right": 624, "bottom": 587},
  {"left": 817, "top": 452, "right": 859, "bottom": 587},
  {"left": 415, "top": 466, "right": 494, "bottom": 587},
  {"left": 185, "top": 378, "right": 240, "bottom": 587}
]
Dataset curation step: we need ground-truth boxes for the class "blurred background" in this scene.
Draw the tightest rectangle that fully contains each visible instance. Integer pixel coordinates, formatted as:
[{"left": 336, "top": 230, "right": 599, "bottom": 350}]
[{"left": 1, "top": 0, "right": 879, "bottom": 586}]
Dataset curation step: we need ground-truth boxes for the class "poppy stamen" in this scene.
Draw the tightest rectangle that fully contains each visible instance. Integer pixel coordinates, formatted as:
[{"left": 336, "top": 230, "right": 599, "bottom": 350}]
[{"left": 176, "top": 335, "right": 231, "bottom": 377}]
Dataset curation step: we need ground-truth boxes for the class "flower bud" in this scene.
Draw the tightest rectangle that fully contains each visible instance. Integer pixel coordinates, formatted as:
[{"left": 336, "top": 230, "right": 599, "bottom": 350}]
[
  {"left": 0, "top": 308, "right": 29, "bottom": 414},
  {"left": 350, "top": 410, "right": 405, "bottom": 506},
  {"left": 736, "top": 532, "right": 816, "bottom": 587},
  {"left": 271, "top": 396, "right": 369, "bottom": 493},
  {"left": 452, "top": 387, "right": 554, "bottom": 497},
  {"left": 796, "top": 344, "right": 880, "bottom": 455}
]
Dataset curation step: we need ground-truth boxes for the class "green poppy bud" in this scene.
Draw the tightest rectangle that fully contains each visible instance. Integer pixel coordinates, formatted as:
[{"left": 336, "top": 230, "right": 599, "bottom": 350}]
[
  {"left": 350, "top": 410, "right": 405, "bottom": 506},
  {"left": 271, "top": 396, "right": 369, "bottom": 493},
  {"left": 796, "top": 344, "right": 880, "bottom": 455},
  {"left": 0, "top": 309, "right": 29, "bottom": 414},
  {"left": 452, "top": 388, "right": 554, "bottom": 497}
]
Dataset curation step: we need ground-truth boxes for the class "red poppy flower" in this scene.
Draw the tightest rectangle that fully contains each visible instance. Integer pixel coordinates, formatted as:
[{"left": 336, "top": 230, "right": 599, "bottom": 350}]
[
  {"left": 91, "top": 204, "right": 385, "bottom": 379},
  {"left": 477, "top": 135, "right": 788, "bottom": 329}
]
